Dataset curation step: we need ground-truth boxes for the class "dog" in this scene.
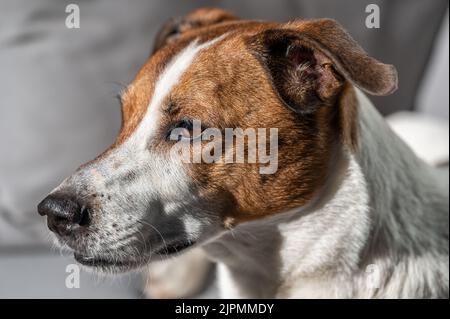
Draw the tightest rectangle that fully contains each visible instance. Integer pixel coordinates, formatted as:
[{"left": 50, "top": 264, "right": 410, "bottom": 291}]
[{"left": 38, "top": 8, "right": 449, "bottom": 298}]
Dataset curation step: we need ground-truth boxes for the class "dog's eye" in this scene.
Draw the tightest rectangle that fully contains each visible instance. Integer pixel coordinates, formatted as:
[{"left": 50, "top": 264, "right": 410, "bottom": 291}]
[
  {"left": 176, "top": 120, "right": 193, "bottom": 140},
  {"left": 168, "top": 119, "right": 203, "bottom": 141}
]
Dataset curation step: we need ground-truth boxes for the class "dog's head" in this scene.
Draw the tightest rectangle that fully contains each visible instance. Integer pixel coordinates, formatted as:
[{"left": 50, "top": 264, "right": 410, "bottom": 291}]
[{"left": 38, "top": 8, "right": 397, "bottom": 272}]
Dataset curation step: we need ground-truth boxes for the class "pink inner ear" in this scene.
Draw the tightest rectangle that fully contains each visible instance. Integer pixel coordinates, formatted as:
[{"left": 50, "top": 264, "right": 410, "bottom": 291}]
[
  {"left": 287, "top": 45, "right": 316, "bottom": 66},
  {"left": 286, "top": 44, "right": 343, "bottom": 101},
  {"left": 286, "top": 45, "right": 320, "bottom": 82}
]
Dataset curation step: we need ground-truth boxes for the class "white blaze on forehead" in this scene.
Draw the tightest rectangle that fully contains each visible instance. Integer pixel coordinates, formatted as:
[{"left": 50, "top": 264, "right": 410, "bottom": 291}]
[{"left": 129, "top": 36, "right": 225, "bottom": 147}]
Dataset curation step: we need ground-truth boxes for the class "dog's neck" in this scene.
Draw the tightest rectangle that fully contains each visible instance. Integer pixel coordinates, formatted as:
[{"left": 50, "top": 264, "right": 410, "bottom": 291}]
[{"left": 203, "top": 89, "right": 449, "bottom": 298}]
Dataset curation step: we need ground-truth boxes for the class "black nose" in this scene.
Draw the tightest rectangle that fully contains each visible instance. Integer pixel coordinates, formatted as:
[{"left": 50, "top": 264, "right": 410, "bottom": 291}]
[{"left": 37, "top": 194, "right": 90, "bottom": 236}]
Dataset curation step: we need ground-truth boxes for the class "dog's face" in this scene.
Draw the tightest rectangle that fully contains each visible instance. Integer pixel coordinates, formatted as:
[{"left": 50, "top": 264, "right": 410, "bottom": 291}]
[{"left": 38, "top": 8, "right": 397, "bottom": 272}]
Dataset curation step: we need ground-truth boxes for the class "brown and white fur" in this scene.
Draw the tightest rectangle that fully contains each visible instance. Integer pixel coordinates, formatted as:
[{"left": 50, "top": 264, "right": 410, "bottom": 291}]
[{"left": 38, "top": 8, "right": 449, "bottom": 298}]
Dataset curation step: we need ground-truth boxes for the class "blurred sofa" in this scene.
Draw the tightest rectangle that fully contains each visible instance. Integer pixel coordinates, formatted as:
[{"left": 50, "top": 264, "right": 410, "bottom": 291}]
[{"left": 0, "top": 0, "right": 448, "bottom": 298}]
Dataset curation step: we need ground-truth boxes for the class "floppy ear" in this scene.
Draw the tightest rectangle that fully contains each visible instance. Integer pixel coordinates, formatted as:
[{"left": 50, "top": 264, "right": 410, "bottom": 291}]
[
  {"left": 248, "top": 19, "right": 398, "bottom": 113},
  {"left": 153, "top": 8, "right": 238, "bottom": 53}
]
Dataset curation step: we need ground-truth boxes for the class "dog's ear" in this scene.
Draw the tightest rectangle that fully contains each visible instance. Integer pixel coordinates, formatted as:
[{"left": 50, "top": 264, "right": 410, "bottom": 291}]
[
  {"left": 153, "top": 8, "right": 238, "bottom": 53},
  {"left": 248, "top": 19, "right": 398, "bottom": 113}
]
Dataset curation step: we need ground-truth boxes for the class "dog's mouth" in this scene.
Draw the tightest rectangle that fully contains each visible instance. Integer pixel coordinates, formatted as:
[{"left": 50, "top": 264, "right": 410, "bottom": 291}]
[
  {"left": 153, "top": 240, "right": 196, "bottom": 256},
  {"left": 73, "top": 240, "right": 196, "bottom": 269}
]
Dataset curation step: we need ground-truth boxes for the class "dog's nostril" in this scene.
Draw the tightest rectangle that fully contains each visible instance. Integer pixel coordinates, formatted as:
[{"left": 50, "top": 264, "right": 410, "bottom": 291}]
[{"left": 77, "top": 206, "right": 91, "bottom": 226}]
